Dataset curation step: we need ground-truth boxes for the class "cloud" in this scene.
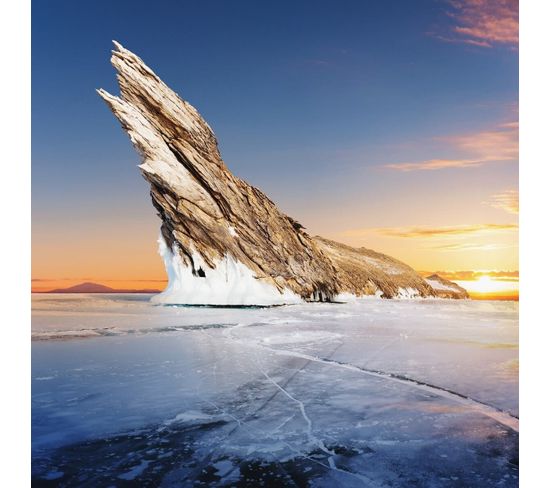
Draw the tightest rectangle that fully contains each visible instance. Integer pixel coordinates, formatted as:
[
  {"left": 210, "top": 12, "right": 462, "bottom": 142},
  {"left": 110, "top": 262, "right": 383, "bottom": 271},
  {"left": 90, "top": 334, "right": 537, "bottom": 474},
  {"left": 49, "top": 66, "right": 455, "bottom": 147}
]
[
  {"left": 485, "top": 189, "right": 519, "bottom": 214},
  {"left": 431, "top": 242, "right": 514, "bottom": 252},
  {"left": 384, "top": 158, "right": 487, "bottom": 171},
  {"left": 383, "top": 121, "right": 517, "bottom": 171},
  {"left": 443, "top": 124, "right": 518, "bottom": 159},
  {"left": 439, "top": 0, "right": 518, "bottom": 48},
  {"left": 357, "top": 223, "right": 518, "bottom": 239},
  {"left": 421, "top": 269, "right": 519, "bottom": 281},
  {"left": 428, "top": 32, "right": 493, "bottom": 47}
]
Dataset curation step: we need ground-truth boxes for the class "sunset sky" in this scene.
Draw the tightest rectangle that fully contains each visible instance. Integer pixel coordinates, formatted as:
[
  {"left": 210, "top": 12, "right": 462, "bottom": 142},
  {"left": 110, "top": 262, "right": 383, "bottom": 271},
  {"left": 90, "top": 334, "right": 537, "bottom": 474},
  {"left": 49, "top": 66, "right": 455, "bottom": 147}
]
[{"left": 32, "top": 0, "right": 518, "bottom": 298}]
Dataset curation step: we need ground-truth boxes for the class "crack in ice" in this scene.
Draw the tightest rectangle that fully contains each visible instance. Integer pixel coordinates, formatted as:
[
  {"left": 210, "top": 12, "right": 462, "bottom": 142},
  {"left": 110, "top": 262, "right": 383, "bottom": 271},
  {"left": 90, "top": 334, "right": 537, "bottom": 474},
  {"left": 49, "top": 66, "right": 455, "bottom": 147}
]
[
  {"left": 260, "top": 367, "right": 335, "bottom": 457},
  {"left": 217, "top": 325, "right": 377, "bottom": 485},
  {"left": 266, "top": 348, "right": 519, "bottom": 433},
  {"left": 225, "top": 322, "right": 519, "bottom": 433}
]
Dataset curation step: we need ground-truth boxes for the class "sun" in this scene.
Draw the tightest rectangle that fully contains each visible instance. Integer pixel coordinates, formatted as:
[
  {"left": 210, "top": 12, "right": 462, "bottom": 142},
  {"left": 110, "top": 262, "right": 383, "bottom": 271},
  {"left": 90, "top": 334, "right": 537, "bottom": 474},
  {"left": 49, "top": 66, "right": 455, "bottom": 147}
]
[
  {"left": 455, "top": 273, "right": 519, "bottom": 299},
  {"left": 476, "top": 275, "right": 493, "bottom": 292},
  {"left": 464, "top": 275, "right": 496, "bottom": 294}
]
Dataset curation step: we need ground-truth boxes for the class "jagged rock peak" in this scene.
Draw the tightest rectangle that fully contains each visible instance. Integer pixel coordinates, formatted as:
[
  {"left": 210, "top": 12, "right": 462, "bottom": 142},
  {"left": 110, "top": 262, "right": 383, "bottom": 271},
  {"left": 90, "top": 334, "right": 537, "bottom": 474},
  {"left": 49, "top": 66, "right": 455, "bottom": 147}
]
[
  {"left": 98, "top": 41, "right": 342, "bottom": 304},
  {"left": 98, "top": 41, "right": 453, "bottom": 305}
]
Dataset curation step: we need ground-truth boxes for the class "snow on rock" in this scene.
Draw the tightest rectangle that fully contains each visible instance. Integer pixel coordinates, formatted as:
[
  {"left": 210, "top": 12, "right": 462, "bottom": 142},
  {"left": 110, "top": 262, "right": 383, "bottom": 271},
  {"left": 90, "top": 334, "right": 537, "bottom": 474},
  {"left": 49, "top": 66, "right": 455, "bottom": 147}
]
[
  {"left": 152, "top": 235, "right": 302, "bottom": 306},
  {"left": 426, "top": 279, "right": 456, "bottom": 292},
  {"left": 315, "top": 237, "right": 434, "bottom": 299},
  {"left": 396, "top": 287, "right": 422, "bottom": 299},
  {"left": 424, "top": 274, "right": 469, "bottom": 299}
]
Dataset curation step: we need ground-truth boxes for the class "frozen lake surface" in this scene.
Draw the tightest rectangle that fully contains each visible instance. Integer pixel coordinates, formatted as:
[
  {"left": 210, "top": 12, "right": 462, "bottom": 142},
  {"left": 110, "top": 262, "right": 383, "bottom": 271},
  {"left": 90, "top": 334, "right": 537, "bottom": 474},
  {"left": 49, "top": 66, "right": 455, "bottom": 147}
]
[{"left": 32, "top": 294, "right": 518, "bottom": 486}]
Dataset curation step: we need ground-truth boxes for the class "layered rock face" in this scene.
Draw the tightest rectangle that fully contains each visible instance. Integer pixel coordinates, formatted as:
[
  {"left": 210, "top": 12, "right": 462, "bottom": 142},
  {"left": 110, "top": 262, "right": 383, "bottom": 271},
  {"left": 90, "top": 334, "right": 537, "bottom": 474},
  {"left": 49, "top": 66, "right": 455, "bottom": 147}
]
[
  {"left": 314, "top": 237, "right": 435, "bottom": 299},
  {"left": 424, "top": 274, "right": 470, "bottom": 300},
  {"left": 98, "top": 42, "right": 465, "bottom": 305}
]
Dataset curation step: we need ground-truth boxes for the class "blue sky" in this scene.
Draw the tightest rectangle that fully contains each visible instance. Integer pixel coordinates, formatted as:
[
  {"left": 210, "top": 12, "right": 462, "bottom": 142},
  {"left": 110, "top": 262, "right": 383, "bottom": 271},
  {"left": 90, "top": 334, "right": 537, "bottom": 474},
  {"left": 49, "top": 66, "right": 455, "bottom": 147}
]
[{"left": 32, "top": 0, "right": 518, "bottom": 285}]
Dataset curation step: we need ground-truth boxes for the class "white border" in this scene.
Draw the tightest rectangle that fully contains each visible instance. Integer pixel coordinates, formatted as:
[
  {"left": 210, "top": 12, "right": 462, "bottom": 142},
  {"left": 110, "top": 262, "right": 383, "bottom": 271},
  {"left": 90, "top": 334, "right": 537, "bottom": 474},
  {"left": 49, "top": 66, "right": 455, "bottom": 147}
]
[
  {"left": 520, "top": 0, "right": 550, "bottom": 485},
  {"left": 0, "top": 0, "right": 31, "bottom": 485},
  {"left": 2, "top": 0, "right": 547, "bottom": 485}
]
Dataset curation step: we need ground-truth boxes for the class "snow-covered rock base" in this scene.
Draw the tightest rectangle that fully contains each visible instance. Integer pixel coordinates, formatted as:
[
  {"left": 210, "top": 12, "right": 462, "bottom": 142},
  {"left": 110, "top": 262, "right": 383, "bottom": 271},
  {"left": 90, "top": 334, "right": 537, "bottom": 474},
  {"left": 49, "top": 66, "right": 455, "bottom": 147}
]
[
  {"left": 152, "top": 235, "right": 302, "bottom": 306},
  {"left": 153, "top": 235, "right": 435, "bottom": 306}
]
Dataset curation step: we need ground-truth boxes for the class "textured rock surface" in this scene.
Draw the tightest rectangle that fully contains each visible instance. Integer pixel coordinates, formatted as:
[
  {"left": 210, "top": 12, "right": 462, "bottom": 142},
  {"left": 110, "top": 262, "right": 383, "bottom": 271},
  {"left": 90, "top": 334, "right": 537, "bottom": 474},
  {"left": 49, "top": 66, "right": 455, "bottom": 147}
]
[
  {"left": 98, "top": 42, "right": 461, "bottom": 303},
  {"left": 314, "top": 237, "right": 435, "bottom": 299},
  {"left": 424, "top": 274, "right": 470, "bottom": 300}
]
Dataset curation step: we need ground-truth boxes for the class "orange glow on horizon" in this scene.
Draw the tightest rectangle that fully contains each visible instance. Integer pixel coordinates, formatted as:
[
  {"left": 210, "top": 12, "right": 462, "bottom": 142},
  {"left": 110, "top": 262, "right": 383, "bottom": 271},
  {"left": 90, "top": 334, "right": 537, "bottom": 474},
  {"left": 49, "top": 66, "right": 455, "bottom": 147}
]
[
  {"left": 455, "top": 276, "right": 519, "bottom": 301},
  {"left": 31, "top": 275, "right": 519, "bottom": 301}
]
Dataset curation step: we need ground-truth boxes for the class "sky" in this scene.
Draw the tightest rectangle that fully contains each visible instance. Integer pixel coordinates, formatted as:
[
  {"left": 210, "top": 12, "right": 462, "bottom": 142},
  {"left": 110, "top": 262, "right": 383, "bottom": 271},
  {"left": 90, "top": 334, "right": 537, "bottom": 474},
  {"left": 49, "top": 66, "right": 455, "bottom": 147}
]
[{"left": 32, "top": 0, "right": 518, "bottom": 297}]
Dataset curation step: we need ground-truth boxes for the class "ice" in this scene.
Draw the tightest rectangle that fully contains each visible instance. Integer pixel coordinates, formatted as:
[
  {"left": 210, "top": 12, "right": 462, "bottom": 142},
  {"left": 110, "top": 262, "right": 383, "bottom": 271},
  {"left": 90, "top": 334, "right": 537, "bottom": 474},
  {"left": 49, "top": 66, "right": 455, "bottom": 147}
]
[
  {"left": 153, "top": 235, "right": 302, "bottom": 306},
  {"left": 32, "top": 294, "right": 518, "bottom": 486},
  {"left": 118, "top": 460, "right": 151, "bottom": 480},
  {"left": 396, "top": 286, "right": 422, "bottom": 298}
]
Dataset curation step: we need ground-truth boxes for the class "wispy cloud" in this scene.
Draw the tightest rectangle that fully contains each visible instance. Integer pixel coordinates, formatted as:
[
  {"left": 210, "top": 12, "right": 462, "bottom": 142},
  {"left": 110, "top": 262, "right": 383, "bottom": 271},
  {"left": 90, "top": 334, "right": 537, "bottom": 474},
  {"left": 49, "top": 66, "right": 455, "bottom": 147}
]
[
  {"left": 351, "top": 223, "right": 518, "bottom": 239},
  {"left": 485, "top": 189, "right": 519, "bottom": 214},
  {"left": 431, "top": 242, "right": 515, "bottom": 252},
  {"left": 384, "top": 157, "right": 487, "bottom": 171},
  {"left": 444, "top": 123, "right": 518, "bottom": 159},
  {"left": 431, "top": 34, "right": 491, "bottom": 48},
  {"left": 421, "top": 269, "right": 519, "bottom": 281},
  {"left": 383, "top": 121, "right": 517, "bottom": 171},
  {"left": 437, "top": 0, "right": 518, "bottom": 48}
]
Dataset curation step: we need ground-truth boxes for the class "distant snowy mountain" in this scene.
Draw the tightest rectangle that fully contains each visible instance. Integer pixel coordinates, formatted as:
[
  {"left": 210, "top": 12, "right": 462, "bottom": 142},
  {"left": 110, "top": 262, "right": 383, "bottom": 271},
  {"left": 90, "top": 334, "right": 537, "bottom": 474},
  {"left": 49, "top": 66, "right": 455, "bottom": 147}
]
[
  {"left": 424, "top": 274, "right": 469, "bottom": 299},
  {"left": 47, "top": 282, "right": 160, "bottom": 294}
]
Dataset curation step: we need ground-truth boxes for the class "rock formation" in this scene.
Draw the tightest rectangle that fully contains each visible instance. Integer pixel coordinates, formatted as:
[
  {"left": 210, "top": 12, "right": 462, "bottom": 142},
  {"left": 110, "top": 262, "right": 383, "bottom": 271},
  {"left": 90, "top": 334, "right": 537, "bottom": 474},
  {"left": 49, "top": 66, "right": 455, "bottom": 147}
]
[
  {"left": 315, "top": 237, "right": 435, "bottom": 299},
  {"left": 424, "top": 274, "right": 469, "bottom": 300},
  {"left": 98, "top": 42, "right": 465, "bottom": 305}
]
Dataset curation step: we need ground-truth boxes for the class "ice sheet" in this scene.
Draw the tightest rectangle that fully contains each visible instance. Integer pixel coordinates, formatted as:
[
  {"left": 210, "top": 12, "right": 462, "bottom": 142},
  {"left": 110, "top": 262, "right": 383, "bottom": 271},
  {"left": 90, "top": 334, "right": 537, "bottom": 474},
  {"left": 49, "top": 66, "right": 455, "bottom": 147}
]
[{"left": 32, "top": 294, "right": 518, "bottom": 486}]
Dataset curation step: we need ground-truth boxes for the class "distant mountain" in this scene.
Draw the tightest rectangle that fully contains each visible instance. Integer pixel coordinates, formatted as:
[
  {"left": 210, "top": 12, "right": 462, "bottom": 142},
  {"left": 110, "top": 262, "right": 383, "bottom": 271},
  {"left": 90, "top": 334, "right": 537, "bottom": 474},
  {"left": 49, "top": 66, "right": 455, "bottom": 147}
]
[
  {"left": 424, "top": 274, "right": 469, "bottom": 300},
  {"left": 46, "top": 282, "right": 161, "bottom": 294}
]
